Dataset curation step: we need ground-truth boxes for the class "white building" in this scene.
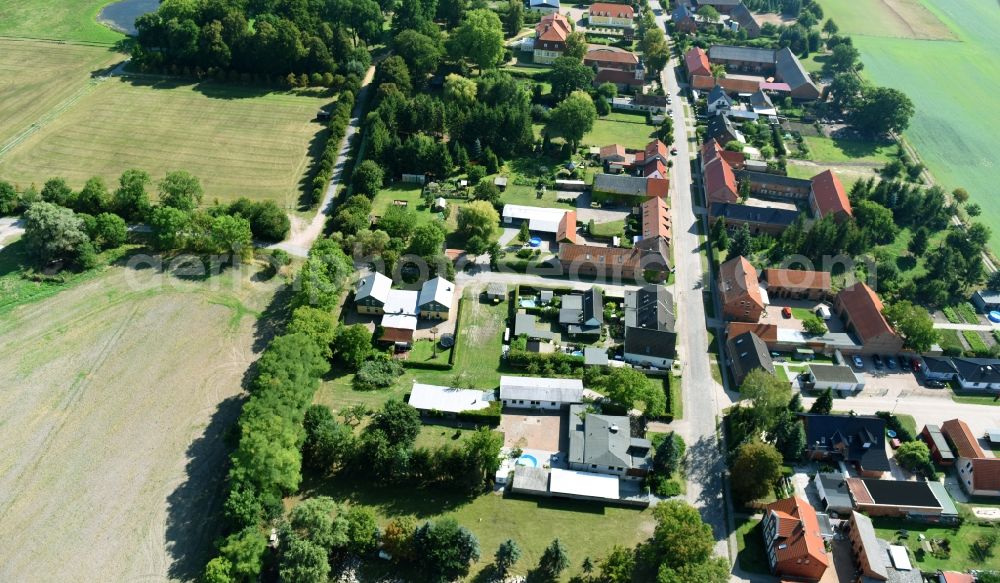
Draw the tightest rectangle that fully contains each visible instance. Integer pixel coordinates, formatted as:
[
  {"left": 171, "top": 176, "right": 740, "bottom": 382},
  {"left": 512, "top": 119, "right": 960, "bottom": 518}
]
[
  {"left": 409, "top": 383, "right": 492, "bottom": 416},
  {"left": 499, "top": 376, "right": 584, "bottom": 409},
  {"left": 806, "top": 363, "right": 865, "bottom": 394}
]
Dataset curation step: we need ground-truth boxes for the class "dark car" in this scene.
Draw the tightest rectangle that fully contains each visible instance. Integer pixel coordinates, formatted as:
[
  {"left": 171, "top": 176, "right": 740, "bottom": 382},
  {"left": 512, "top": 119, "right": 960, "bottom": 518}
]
[
  {"left": 886, "top": 356, "right": 897, "bottom": 370},
  {"left": 909, "top": 357, "right": 921, "bottom": 373},
  {"left": 925, "top": 380, "right": 946, "bottom": 389},
  {"left": 873, "top": 354, "right": 884, "bottom": 368}
]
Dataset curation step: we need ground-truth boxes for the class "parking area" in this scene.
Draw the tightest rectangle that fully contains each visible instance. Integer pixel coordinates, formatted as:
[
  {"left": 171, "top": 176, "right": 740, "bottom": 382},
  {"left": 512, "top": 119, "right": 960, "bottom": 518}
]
[{"left": 762, "top": 298, "right": 847, "bottom": 333}]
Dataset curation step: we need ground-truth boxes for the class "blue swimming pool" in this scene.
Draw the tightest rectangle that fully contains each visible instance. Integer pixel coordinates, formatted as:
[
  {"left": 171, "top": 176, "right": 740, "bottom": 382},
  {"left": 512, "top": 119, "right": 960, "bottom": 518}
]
[
  {"left": 520, "top": 299, "right": 537, "bottom": 308},
  {"left": 516, "top": 454, "right": 539, "bottom": 467}
]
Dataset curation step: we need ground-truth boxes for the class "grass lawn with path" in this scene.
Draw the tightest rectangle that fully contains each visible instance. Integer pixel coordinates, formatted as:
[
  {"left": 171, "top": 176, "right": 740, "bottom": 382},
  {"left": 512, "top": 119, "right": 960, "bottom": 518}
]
[
  {"left": 873, "top": 516, "right": 1000, "bottom": 572},
  {"left": 801, "top": 135, "right": 897, "bottom": 165}
]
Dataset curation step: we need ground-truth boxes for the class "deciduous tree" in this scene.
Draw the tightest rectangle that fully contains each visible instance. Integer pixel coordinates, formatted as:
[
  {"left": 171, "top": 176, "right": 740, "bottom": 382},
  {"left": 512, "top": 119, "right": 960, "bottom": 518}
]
[
  {"left": 545, "top": 91, "right": 596, "bottom": 151},
  {"left": 159, "top": 170, "right": 203, "bottom": 211},
  {"left": 731, "top": 440, "right": 782, "bottom": 503},
  {"left": 449, "top": 10, "right": 504, "bottom": 71},
  {"left": 550, "top": 57, "right": 594, "bottom": 100},
  {"left": 883, "top": 300, "right": 937, "bottom": 352}
]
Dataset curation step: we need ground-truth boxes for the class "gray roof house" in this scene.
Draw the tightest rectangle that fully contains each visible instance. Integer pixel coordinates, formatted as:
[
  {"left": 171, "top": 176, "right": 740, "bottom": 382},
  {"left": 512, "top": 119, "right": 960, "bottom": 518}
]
[
  {"left": 706, "top": 113, "right": 744, "bottom": 145},
  {"left": 355, "top": 272, "right": 392, "bottom": 308},
  {"left": 623, "top": 326, "right": 677, "bottom": 368},
  {"left": 972, "top": 289, "right": 1000, "bottom": 313},
  {"left": 584, "top": 346, "right": 610, "bottom": 367},
  {"left": 418, "top": 276, "right": 455, "bottom": 314},
  {"left": 624, "top": 285, "right": 675, "bottom": 331},
  {"left": 568, "top": 404, "right": 652, "bottom": 479},
  {"left": 592, "top": 173, "right": 649, "bottom": 197},
  {"left": 813, "top": 472, "right": 853, "bottom": 515},
  {"left": 774, "top": 47, "right": 821, "bottom": 99},
  {"left": 729, "top": 3, "right": 761, "bottom": 37},
  {"left": 707, "top": 85, "right": 734, "bottom": 115},
  {"left": 726, "top": 331, "right": 774, "bottom": 387},
  {"left": 951, "top": 358, "right": 1000, "bottom": 390},
  {"left": 560, "top": 288, "right": 604, "bottom": 335},
  {"left": 500, "top": 376, "right": 584, "bottom": 409},
  {"left": 709, "top": 44, "right": 775, "bottom": 65},
  {"left": 514, "top": 312, "right": 555, "bottom": 341}
]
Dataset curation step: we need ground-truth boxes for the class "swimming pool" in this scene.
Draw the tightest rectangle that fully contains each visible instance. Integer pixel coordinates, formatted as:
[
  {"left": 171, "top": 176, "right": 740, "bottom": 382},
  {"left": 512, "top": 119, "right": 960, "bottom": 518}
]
[
  {"left": 520, "top": 299, "right": 537, "bottom": 308},
  {"left": 516, "top": 454, "right": 539, "bottom": 467}
]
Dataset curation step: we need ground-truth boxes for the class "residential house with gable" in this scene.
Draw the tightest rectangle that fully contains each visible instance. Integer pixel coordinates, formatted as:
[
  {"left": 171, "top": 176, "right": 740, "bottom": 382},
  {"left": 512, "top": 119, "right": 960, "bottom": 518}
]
[
  {"left": 942, "top": 418, "right": 1000, "bottom": 497},
  {"left": 726, "top": 330, "right": 774, "bottom": 386},
  {"left": 623, "top": 285, "right": 676, "bottom": 369},
  {"left": 534, "top": 13, "right": 571, "bottom": 64},
  {"left": 761, "top": 496, "right": 830, "bottom": 581},
  {"left": 568, "top": 404, "right": 652, "bottom": 480},
  {"left": 835, "top": 282, "right": 904, "bottom": 354},
  {"left": 801, "top": 414, "right": 890, "bottom": 477},
  {"left": 719, "top": 256, "right": 765, "bottom": 322},
  {"left": 588, "top": 2, "right": 634, "bottom": 27}
]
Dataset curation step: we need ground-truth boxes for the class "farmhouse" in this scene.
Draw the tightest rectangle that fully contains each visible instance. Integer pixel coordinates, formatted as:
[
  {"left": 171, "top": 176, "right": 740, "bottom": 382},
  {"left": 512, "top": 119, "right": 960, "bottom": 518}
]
[
  {"left": 584, "top": 47, "right": 641, "bottom": 73},
  {"left": 592, "top": 174, "right": 669, "bottom": 199},
  {"left": 845, "top": 512, "right": 922, "bottom": 583},
  {"left": 408, "top": 383, "right": 493, "bottom": 417},
  {"left": 719, "top": 256, "right": 765, "bottom": 322},
  {"left": 559, "top": 237, "right": 671, "bottom": 281},
  {"left": 380, "top": 289, "right": 420, "bottom": 344},
  {"left": 560, "top": 288, "right": 604, "bottom": 336},
  {"left": 683, "top": 46, "right": 711, "bottom": 80},
  {"left": 417, "top": 276, "right": 454, "bottom": 319},
  {"left": 726, "top": 331, "right": 774, "bottom": 386},
  {"left": 801, "top": 414, "right": 890, "bottom": 477},
  {"left": 703, "top": 157, "right": 739, "bottom": 206},
  {"left": 355, "top": 271, "right": 392, "bottom": 315},
  {"left": 846, "top": 477, "right": 957, "bottom": 521},
  {"left": 640, "top": 196, "right": 671, "bottom": 242},
  {"left": 707, "top": 45, "right": 821, "bottom": 99},
  {"left": 809, "top": 170, "right": 853, "bottom": 220},
  {"left": 499, "top": 376, "right": 584, "bottom": 409},
  {"left": 568, "top": 404, "right": 651, "bottom": 480},
  {"left": 730, "top": 3, "right": 761, "bottom": 37},
  {"left": 502, "top": 204, "right": 577, "bottom": 243},
  {"left": 835, "top": 282, "right": 904, "bottom": 354},
  {"left": 761, "top": 496, "right": 829, "bottom": 581},
  {"left": 762, "top": 268, "right": 831, "bottom": 301},
  {"left": 588, "top": 2, "right": 634, "bottom": 28},
  {"left": 534, "top": 13, "right": 571, "bottom": 64},
  {"left": 355, "top": 274, "right": 456, "bottom": 344}
]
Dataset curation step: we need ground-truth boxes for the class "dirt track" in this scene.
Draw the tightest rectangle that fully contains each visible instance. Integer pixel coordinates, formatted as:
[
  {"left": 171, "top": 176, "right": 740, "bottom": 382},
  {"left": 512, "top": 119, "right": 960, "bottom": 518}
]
[{"left": 0, "top": 264, "right": 282, "bottom": 581}]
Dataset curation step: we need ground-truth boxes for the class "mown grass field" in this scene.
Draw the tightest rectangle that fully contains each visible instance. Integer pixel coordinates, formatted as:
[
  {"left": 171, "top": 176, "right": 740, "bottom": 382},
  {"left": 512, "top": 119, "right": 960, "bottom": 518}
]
[
  {"left": 817, "top": 0, "right": 1000, "bottom": 248},
  {"left": 0, "top": 0, "right": 124, "bottom": 44},
  {"left": 0, "top": 39, "right": 120, "bottom": 149},
  {"left": 0, "top": 259, "right": 284, "bottom": 581},
  {"left": 0, "top": 77, "right": 330, "bottom": 207},
  {"left": 873, "top": 516, "right": 1000, "bottom": 571}
]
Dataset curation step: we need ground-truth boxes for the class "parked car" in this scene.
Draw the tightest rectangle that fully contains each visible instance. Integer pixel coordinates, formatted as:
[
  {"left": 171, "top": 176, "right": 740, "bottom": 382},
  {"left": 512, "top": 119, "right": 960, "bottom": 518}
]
[
  {"left": 925, "top": 380, "right": 946, "bottom": 388},
  {"left": 670, "top": 147, "right": 678, "bottom": 155},
  {"left": 852, "top": 355, "right": 865, "bottom": 369},
  {"left": 886, "top": 356, "right": 897, "bottom": 370},
  {"left": 873, "top": 354, "right": 884, "bottom": 368},
  {"left": 782, "top": 307, "right": 792, "bottom": 318}
]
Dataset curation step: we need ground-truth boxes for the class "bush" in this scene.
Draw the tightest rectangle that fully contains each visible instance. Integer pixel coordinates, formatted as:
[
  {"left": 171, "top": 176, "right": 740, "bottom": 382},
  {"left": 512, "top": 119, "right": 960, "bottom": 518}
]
[
  {"left": 875, "top": 411, "right": 914, "bottom": 442},
  {"left": 354, "top": 358, "right": 405, "bottom": 390}
]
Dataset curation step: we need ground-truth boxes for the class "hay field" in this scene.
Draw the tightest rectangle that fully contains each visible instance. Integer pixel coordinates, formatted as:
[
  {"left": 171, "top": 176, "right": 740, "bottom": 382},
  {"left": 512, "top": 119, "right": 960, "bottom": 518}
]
[
  {"left": 0, "top": 76, "right": 330, "bottom": 207},
  {"left": 0, "top": 0, "right": 123, "bottom": 44},
  {"left": 0, "top": 264, "right": 283, "bottom": 581},
  {"left": 0, "top": 39, "right": 120, "bottom": 149},
  {"left": 817, "top": 0, "right": 955, "bottom": 40},
  {"left": 819, "top": 0, "right": 1000, "bottom": 247}
]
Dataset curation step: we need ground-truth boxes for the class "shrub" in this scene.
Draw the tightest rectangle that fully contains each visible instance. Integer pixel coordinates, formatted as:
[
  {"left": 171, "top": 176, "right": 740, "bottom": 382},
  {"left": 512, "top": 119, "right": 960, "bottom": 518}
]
[{"left": 354, "top": 358, "right": 405, "bottom": 391}]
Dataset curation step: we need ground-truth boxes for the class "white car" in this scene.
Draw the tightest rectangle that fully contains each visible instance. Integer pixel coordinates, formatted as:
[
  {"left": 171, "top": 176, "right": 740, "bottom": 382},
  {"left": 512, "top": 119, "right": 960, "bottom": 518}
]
[{"left": 852, "top": 356, "right": 865, "bottom": 369}]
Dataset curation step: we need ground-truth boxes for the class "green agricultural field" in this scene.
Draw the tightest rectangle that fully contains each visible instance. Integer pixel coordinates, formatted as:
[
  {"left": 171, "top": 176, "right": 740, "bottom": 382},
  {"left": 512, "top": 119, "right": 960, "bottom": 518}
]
[
  {"left": 817, "top": 0, "right": 1000, "bottom": 248},
  {"left": 0, "top": 39, "right": 120, "bottom": 149},
  {"left": 0, "top": 77, "right": 330, "bottom": 207},
  {"left": 0, "top": 0, "right": 124, "bottom": 44}
]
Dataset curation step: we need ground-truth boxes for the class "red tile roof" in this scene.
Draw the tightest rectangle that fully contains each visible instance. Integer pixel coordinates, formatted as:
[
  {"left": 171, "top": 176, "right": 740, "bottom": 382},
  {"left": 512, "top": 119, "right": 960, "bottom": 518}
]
[
  {"left": 836, "top": 282, "right": 896, "bottom": 344},
  {"left": 719, "top": 256, "right": 763, "bottom": 312},
  {"left": 973, "top": 458, "right": 1000, "bottom": 493},
  {"left": 644, "top": 159, "right": 667, "bottom": 178},
  {"left": 941, "top": 419, "right": 986, "bottom": 459},
  {"left": 721, "top": 150, "right": 746, "bottom": 168},
  {"left": 764, "top": 497, "right": 829, "bottom": 575},
  {"left": 726, "top": 322, "right": 778, "bottom": 343},
  {"left": 380, "top": 327, "right": 414, "bottom": 343},
  {"left": 645, "top": 177, "right": 669, "bottom": 198},
  {"left": 600, "top": 144, "right": 625, "bottom": 159},
  {"left": 684, "top": 47, "right": 711, "bottom": 78},
  {"left": 764, "top": 268, "right": 831, "bottom": 292},
  {"left": 536, "top": 13, "right": 571, "bottom": 41},
  {"left": 589, "top": 2, "right": 634, "bottom": 18},
  {"left": 557, "top": 210, "right": 577, "bottom": 244},
  {"left": 584, "top": 48, "right": 639, "bottom": 66},
  {"left": 645, "top": 139, "right": 668, "bottom": 161},
  {"left": 641, "top": 196, "right": 671, "bottom": 240},
  {"left": 594, "top": 69, "right": 643, "bottom": 87},
  {"left": 939, "top": 573, "right": 975, "bottom": 583},
  {"left": 701, "top": 139, "right": 745, "bottom": 170},
  {"left": 692, "top": 75, "right": 762, "bottom": 93},
  {"left": 810, "top": 170, "right": 853, "bottom": 218},
  {"left": 703, "top": 157, "right": 738, "bottom": 205}
]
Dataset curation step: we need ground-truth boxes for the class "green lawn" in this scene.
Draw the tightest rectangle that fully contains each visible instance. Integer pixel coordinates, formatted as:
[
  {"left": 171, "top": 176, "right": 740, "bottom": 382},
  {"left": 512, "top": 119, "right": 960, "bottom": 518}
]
[
  {"left": 0, "top": 0, "right": 125, "bottom": 44},
  {"left": 952, "top": 389, "right": 1000, "bottom": 406},
  {"left": 872, "top": 516, "right": 1000, "bottom": 571},
  {"left": 0, "top": 76, "right": 332, "bottom": 207},
  {"left": 895, "top": 413, "right": 917, "bottom": 438},
  {"left": 775, "top": 366, "right": 789, "bottom": 383},
  {"left": 585, "top": 118, "right": 656, "bottom": 150},
  {"left": 735, "top": 516, "right": 770, "bottom": 574},
  {"left": 938, "top": 328, "right": 965, "bottom": 356},
  {"left": 791, "top": 307, "right": 814, "bottom": 320},
  {"left": 590, "top": 219, "right": 625, "bottom": 238},
  {"left": 814, "top": 0, "right": 1000, "bottom": 250},
  {"left": 801, "top": 135, "right": 897, "bottom": 164},
  {"left": 407, "top": 339, "right": 452, "bottom": 365},
  {"left": 412, "top": 425, "right": 476, "bottom": 450},
  {"left": 498, "top": 183, "right": 577, "bottom": 208}
]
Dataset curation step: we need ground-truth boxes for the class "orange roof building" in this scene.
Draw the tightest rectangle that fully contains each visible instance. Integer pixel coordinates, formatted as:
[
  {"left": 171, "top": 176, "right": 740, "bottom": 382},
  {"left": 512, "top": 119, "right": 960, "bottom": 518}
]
[
  {"left": 941, "top": 419, "right": 986, "bottom": 459},
  {"left": 557, "top": 210, "right": 577, "bottom": 244},
  {"left": 641, "top": 197, "right": 671, "bottom": 242},
  {"left": 943, "top": 419, "right": 1000, "bottom": 496},
  {"left": 726, "top": 322, "right": 778, "bottom": 344},
  {"left": 719, "top": 256, "right": 764, "bottom": 323},
  {"left": 684, "top": 47, "right": 711, "bottom": 79},
  {"left": 762, "top": 497, "right": 829, "bottom": 581},
  {"left": 810, "top": 169, "right": 853, "bottom": 220},
  {"left": 763, "top": 268, "right": 831, "bottom": 301},
  {"left": 704, "top": 157, "right": 738, "bottom": 206},
  {"left": 834, "top": 282, "right": 903, "bottom": 354},
  {"left": 535, "top": 12, "right": 571, "bottom": 40}
]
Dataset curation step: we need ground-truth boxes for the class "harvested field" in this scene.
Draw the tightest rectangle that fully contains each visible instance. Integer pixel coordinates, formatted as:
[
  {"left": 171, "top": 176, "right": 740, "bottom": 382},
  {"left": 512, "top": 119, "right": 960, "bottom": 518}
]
[
  {"left": 0, "top": 263, "right": 283, "bottom": 581},
  {"left": 0, "top": 75, "right": 331, "bottom": 207},
  {"left": 817, "top": 0, "right": 955, "bottom": 40},
  {"left": 0, "top": 39, "right": 120, "bottom": 149}
]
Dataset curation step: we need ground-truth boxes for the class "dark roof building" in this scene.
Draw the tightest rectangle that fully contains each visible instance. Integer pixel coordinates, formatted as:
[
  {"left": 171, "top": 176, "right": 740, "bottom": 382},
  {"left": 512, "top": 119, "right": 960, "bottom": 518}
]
[
  {"left": 921, "top": 424, "right": 956, "bottom": 466},
  {"left": 814, "top": 472, "right": 853, "bottom": 515},
  {"left": 726, "top": 331, "right": 774, "bottom": 387},
  {"left": 624, "top": 326, "right": 677, "bottom": 365},
  {"left": 846, "top": 478, "right": 957, "bottom": 521},
  {"left": 560, "top": 288, "right": 604, "bottom": 335},
  {"left": 801, "top": 414, "right": 890, "bottom": 476},
  {"left": 710, "top": 203, "right": 800, "bottom": 236},
  {"left": 951, "top": 358, "right": 1000, "bottom": 390},
  {"left": 775, "top": 47, "right": 821, "bottom": 99},
  {"left": 568, "top": 404, "right": 652, "bottom": 478},
  {"left": 559, "top": 237, "right": 671, "bottom": 281},
  {"left": 709, "top": 44, "right": 775, "bottom": 65},
  {"left": 730, "top": 3, "right": 761, "bottom": 37},
  {"left": 706, "top": 114, "right": 743, "bottom": 145},
  {"left": 624, "top": 285, "right": 675, "bottom": 331},
  {"left": 514, "top": 312, "right": 555, "bottom": 341}
]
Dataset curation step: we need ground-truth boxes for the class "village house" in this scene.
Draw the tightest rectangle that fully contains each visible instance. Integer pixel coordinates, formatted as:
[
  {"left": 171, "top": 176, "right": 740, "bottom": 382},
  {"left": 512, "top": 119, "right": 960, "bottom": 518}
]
[
  {"left": 803, "top": 364, "right": 865, "bottom": 394},
  {"left": 592, "top": 174, "right": 669, "bottom": 200},
  {"left": 671, "top": 3, "right": 698, "bottom": 33},
  {"left": 942, "top": 418, "right": 1000, "bottom": 497},
  {"left": 835, "top": 282, "right": 904, "bottom": 355},
  {"left": 712, "top": 203, "right": 800, "bottom": 236},
  {"left": 845, "top": 512, "right": 923, "bottom": 583},
  {"left": 355, "top": 273, "right": 455, "bottom": 345},
  {"left": 534, "top": 13, "right": 571, "bottom": 64},
  {"left": 730, "top": 3, "right": 761, "bottom": 37},
  {"left": 568, "top": 404, "right": 651, "bottom": 480},
  {"left": 761, "top": 496, "right": 830, "bottom": 581},
  {"left": 408, "top": 383, "right": 493, "bottom": 418},
  {"left": 502, "top": 204, "right": 577, "bottom": 244},
  {"left": 972, "top": 288, "right": 1000, "bottom": 313},
  {"left": 719, "top": 256, "right": 765, "bottom": 322},
  {"left": 588, "top": 2, "right": 634, "bottom": 28},
  {"left": 706, "top": 85, "right": 734, "bottom": 115},
  {"left": 499, "top": 376, "right": 584, "bottom": 410},
  {"left": 560, "top": 288, "right": 604, "bottom": 336},
  {"left": 558, "top": 237, "right": 671, "bottom": 281},
  {"left": 640, "top": 196, "right": 671, "bottom": 243},
  {"left": 707, "top": 45, "right": 821, "bottom": 99},
  {"left": 705, "top": 113, "right": 744, "bottom": 145},
  {"left": 801, "top": 414, "right": 890, "bottom": 477},
  {"left": 683, "top": 46, "right": 711, "bottom": 80},
  {"left": 529, "top": 0, "right": 560, "bottom": 13},
  {"left": 623, "top": 285, "right": 677, "bottom": 369},
  {"left": 920, "top": 424, "right": 957, "bottom": 466},
  {"left": 726, "top": 330, "right": 774, "bottom": 386},
  {"left": 846, "top": 477, "right": 957, "bottom": 522}
]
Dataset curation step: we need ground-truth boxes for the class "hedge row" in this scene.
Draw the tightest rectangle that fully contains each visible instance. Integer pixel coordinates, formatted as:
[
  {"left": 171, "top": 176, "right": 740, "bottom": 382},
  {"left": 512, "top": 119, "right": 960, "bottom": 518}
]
[
  {"left": 309, "top": 89, "right": 357, "bottom": 206},
  {"left": 447, "top": 298, "right": 468, "bottom": 367},
  {"left": 506, "top": 348, "right": 585, "bottom": 371},
  {"left": 402, "top": 358, "right": 453, "bottom": 371}
]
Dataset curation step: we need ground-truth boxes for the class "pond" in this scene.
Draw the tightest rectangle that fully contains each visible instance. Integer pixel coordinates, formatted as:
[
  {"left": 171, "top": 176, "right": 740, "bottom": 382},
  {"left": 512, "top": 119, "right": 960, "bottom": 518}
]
[{"left": 98, "top": 0, "right": 160, "bottom": 36}]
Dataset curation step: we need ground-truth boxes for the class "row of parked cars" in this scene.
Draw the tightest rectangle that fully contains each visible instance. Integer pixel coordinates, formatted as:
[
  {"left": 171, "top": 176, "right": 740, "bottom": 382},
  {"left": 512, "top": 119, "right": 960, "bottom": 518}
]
[{"left": 849, "top": 354, "right": 947, "bottom": 388}]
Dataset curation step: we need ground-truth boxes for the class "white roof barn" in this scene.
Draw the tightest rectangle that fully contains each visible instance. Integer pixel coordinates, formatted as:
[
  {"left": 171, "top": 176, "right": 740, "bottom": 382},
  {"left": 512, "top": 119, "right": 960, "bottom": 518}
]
[
  {"left": 409, "top": 383, "right": 492, "bottom": 414},
  {"left": 382, "top": 289, "right": 419, "bottom": 330},
  {"left": 499, "top": 376, "right": 584, "bottom": 403},
  {"left": 502, "top": 204, "right": 569, "bottom": 235}
]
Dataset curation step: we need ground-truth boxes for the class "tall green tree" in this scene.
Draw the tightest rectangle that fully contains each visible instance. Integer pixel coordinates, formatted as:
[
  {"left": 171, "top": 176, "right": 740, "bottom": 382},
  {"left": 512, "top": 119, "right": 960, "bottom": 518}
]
[
  {"left": 563, "top": 31, "right": 587, "bottom": 61},
  {"left": 41, "top": 177, "right": 74, "bottom": 207},
  {"left": 729, "top": 224, "right": 752, "bottom": 258},
  {"left": 853, "top": 86, "right": 915, "bottom": 136},
  {"left": 883, "top": 300, "right": 938, "bottom": 352},
  {"left": 731, "top": 440, "right": 783, "bottom": 503},
  {"left": 449, "top": 9, "right": 504, "bottom": 71},
  {"left": 503, "top": 0, "right": 524, "bottom": 37},
  {"left": 22, "top": 202, "right": 93, "bottom": 268},
  {"left": 159, "top": 170, "right": 203, "bottom": 211},
  {"left": 494, "top": 539, "right": 521, "bottom": 577},
  {"left": 0, "top": 181, "right": 18, "bottom": 216},
  {"left": 353, "top": 160, "right": 385, "bottom": 197},
  {"left": 279, "top": 538, "right": 330, "bottom": 583},
  {"left": 549, "top": 57, "right": 594, "bottom": 100},
  {"left": 545, "top": 91, "right": 596, "bottom": 151},
  {"left": 650, "top": 501, "right": 715, "bottom": 569},
  {"left": 412, "top": 519, "right": 481, "bottom": 583},
  {"left": 537, "top": 539, "right": 569, "bottom": 580},
  {"left": 113, "top": 168, "right": 152, "bottom": 221}
]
